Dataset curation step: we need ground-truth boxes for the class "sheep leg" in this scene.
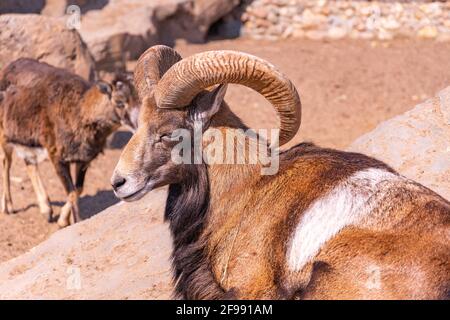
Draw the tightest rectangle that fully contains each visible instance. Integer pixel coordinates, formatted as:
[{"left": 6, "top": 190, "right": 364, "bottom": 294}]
[
  {"left": 1, "top": 143, "right": 13, "bottom": 214},
  {"left": 51, "top": 160, "right": 80, "bottom": 227},
  {"left": 24, "top": 161, "right": 53, "bottom": 221},
  {"left": 62, "top": 191, "right": 79, "bottom": 226},
  {"left": 74, "top": 162, "right": 88, "bottom": 196}
]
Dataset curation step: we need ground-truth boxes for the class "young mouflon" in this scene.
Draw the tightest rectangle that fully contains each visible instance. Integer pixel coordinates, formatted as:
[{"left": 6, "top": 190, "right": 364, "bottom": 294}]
[{"left": 0, "top": 58, "right": 140, "bottom": 227}]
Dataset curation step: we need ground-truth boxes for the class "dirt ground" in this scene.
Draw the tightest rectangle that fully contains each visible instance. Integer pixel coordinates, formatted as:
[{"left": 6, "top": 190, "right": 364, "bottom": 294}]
[{"left": 1, "top": 38, "right": 449, "bottom": 263}]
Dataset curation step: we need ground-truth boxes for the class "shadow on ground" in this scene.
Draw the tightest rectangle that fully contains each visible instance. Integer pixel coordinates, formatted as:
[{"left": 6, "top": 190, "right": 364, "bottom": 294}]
[
  {"left": 79, "top": 190, "right": 120, "bottom": 219},
  {"left": 107, "top": 130, "right": 132, "bottom": 150},
  {"left": 49, "top": 190, "right": 119, "bottom": 220}
]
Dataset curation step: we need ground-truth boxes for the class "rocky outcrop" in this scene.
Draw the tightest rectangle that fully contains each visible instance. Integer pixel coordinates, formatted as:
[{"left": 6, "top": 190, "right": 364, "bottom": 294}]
[
  {"left": 42, "top": 0, "right": 109, "bottom": 16},
  {"left": 0, "top": 188, "right": 172, "bottom": 299},
  {"left": 0, "top": 14, "right": 96, "bottom": 81},
  {"left": 0, "top": 0, "right": 45, "bottom": 14},
  {"left": 79, "top": 0, "right": 240, "bottom": 71},
  {"left": 0, "top": 0, "right": 108, "bottom": 15},
  {"left": 349, "top": 86, "right": 450, "bottom": 200}
]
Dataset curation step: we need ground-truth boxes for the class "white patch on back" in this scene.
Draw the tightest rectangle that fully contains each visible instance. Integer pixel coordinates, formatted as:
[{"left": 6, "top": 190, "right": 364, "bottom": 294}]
[{"left": 287, "top": 168, "right": 403, "bottom": 272}]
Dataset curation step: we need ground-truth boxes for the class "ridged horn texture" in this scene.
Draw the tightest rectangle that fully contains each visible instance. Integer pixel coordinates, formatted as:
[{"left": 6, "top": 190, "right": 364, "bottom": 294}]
[
  {"left": 154, "top": 50, "right": 301, "bottom": 146},
  {"left": 134, "top": 45, "right": 182, "bottom": 101}
]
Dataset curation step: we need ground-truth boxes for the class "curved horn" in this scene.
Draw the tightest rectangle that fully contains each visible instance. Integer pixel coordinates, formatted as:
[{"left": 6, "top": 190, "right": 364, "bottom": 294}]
[
  {"left": 134, "top": 45, "right": 182, "bottom": 101},
  {"left": 154, "top": 50, "right": 301, "bottom": 145}
]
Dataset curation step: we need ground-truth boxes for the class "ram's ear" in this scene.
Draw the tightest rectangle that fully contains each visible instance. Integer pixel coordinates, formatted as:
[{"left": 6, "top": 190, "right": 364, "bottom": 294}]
[
  {"left": 96, "top": 81, "right": 113, "bottom": 98},
  {"left": 189, "top": 84, "right": 228, "bottom": 126}
]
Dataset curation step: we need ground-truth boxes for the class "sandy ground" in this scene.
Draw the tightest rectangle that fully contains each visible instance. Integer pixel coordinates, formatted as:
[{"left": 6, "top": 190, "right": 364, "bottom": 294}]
[{"left": 1, "top": 38, "right": 449, "bottom": 263}]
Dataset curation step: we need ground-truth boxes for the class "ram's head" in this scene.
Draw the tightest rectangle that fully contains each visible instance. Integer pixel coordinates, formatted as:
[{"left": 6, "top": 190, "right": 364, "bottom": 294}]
[{"left": 111, "top": 45, "right": 301, "bottom": 201}]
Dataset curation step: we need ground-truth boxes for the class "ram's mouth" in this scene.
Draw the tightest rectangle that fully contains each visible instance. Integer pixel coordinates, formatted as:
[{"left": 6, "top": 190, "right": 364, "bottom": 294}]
[
  {"left": 117, "top": 178, "right": 154, "bottom": 202},
  {"left": 121, "top": 187, "right": 145, "bottom": 201}
]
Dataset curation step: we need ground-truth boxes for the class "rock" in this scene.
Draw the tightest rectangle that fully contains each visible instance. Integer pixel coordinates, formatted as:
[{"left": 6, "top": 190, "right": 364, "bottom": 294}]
[
  {"left": 360, "top": 5, "right": 373, "bottom": 17},
  {"left": 251, "top": 6, "right": 269, "bottom": 19},
  {"left": 357, "top": 31, "right": 374, "bottom": 40},
  {"left": 437, "top": 32, "right": 450, "bottom": 42},
  {"left": 282, "top": 25, "right": 295, "bottom": 38},
  {"left": 254, "top": 17, "right": 271, "bottom": 28},
  {"left": 268, "top": 24, "right": 286, "bottom": 36},
  {"left": 393, "top": 3, "right": 404, "bottom": 15},
  {"left": 377, "top": 28, "right": 394, "bottom": 40},
  {"left": 439, "top": 87, "right": 450, "bottom": 125},
  {"left": 79, "top": 1, "right": 161, "bottom": 71},
  {"left": 305, "top": 30, "right": 325, "bottom": 40},
  {"left": 320, "top": 6, "right": 331, "bottom": 16},
  {"left": 234, "top": 0, "right": 450, "bottom": 42},
  {"left": 317, "top": 0, "right": 327, "bottom": 8},
  {"left": 301, "top": 9, "right": 318, "bottom": 28},
  {"left": 279, "top": 7, "right": 295, "bottom": 17},
  {"left": 213, "top": 15, "right": 242, "bottom": 39},
  {"left": 0, "top": 0, "right": 45, "bottom": 14},
  {"left": 417, "top": 25, "right": 438, "bottom": 39},
  {"left": 42, "top": 0, "right": 109, "bottom": 16},
  {"left": 0, "top": 87, "right": 448, "bottom": 298},
  {"left": 267, "top": 11, "right": 279, "bottom": 24},
  {"left": 0, "top": 188, "right": 173, "bottom": 299},
  {"left": 0, "top": 0, "right": 108, "bottom": 16},
  {"left": 327, "top": 26, "right": 347, "bottom": 39},
  {"left": 0, "top": 14, "right": 96, "bottom": 81},
  {"left": 79, "top": 0, "right": 240, "bottom": 71},
  {"left": 349, "top": 87, "right": 450, "bottom": 200},
  {"left": 292, "top": 28, "right": 306, "bottom": 38},
  {"left": 187, "top": 0, "right": 241, "bottom": 40}
]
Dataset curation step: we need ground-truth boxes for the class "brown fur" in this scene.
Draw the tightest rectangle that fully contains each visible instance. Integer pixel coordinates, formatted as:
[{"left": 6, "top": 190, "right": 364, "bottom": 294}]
[
  {"left": 203, "top": 135, "right": 450, "bottom": 299},
  {"left": 112, "top": 74, "right": 450, "bottom": 300}
]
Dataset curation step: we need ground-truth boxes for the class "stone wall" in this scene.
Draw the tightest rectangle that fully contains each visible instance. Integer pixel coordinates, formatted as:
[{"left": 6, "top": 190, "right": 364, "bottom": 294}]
[
  {"left": 236, "top": 0, "right": 450, "bottom": 41},
  {"left": 0, "top": 14, "right": 96, "bottom": 81}
]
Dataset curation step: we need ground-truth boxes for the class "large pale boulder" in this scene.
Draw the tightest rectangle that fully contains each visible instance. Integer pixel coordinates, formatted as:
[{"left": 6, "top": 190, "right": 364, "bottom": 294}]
[
  {"left": 79, "top": 0, "right": 240, "bottom": 70},
  {"left": 0, "top": 188, "right": 172, "bottom": 299},
  {"left": 0, "top": 14, "right": 96, "bottom": 81},
  {"left": 162, "top": 0, "right": 241, "bottom": 43},
  {"left": 349, "top": 86, "right": 450, "bottom": 200}
]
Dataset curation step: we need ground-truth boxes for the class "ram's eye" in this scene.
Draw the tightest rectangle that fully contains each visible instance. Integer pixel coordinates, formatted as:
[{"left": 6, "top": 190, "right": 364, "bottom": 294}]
[{"left": 159, "top": 133, "right": 173, "bottom": 143}]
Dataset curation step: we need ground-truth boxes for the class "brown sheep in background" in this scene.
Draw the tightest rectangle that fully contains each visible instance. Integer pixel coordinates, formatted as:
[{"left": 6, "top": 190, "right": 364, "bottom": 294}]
[{"left": 0, "top": 58, "right": 140, "bottom": 227}]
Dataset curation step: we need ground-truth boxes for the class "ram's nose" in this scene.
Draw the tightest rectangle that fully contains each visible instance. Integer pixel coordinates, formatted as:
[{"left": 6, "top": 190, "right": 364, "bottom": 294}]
[{"left": 111, "top": 174, "right": 126, "bottom": 192}]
